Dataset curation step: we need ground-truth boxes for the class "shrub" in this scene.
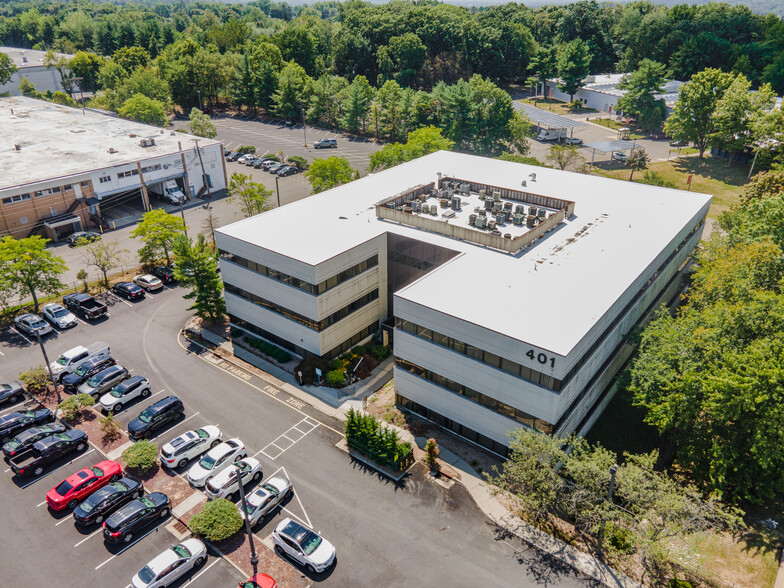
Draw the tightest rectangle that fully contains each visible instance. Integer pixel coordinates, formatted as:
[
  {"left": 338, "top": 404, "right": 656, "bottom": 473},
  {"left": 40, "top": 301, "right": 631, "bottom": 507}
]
[
  {"left": 99, "top": 413, "right": 122, "bottom": 443},
  {"left": 236, "top": 145, "right": 256, "bottom": 154},
  {"left": 639, "top": 170, "right": 677, "bottom": 188},
  {"left": 370, "top": 345, "right": 390, "bottom": 361},
  {"left": 230, "top": 328, "right": 242, "bottom": 338},
  {"left": 293, "top": 356, "right": 331, "bottom": 385},
  {"left": 122, "top": 439, "right": 158, "bottom": 473},
  {"left": 326, "top": 369, "right": 346, "bottom": 386},
  {"left": 345, "top": 408, "right": 412, "bottom": 470},
  {"left": 328, "top": 358, "right": 343, "bottom": 370},
  {"left": 351, "top": 345, "right": 366, "bottom": 356},
  {"left": 242, "top": 336, "right": 292, "bottom": 363},
  {"left": 569, "top": 99, "right": 583, "bottom": 109},
  {"left": 58, "top": 393, "right": 95, "bottom": 422},
  {"left": 265, "top": 153, "right": 280, "bottom": 162},
  {"left": 77, "top": 269, "right": 89, "bottom": 292},
  {"left": 425, "top": 438, "right": 440, "bottom": 470},
  {"left": 18, "top": 365, "right": 50, "bottom": 393},
  {"left": 287, "top": 155, "right": 309, "bottom": 170},
  {"left": 606, "top": 523, "right": 636, "bottom": 554},
  {"left": 190, "top": 498, "right": 244, "bottom": 541},
  {"left": 667, "top": 581, "right": 694, "bottom": 588}
]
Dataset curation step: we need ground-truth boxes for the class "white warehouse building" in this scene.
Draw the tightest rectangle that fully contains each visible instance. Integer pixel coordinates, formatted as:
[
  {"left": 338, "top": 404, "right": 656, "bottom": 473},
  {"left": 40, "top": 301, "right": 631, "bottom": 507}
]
[{"left": 216, "top": 152, "right": 710, "bottom": 455}]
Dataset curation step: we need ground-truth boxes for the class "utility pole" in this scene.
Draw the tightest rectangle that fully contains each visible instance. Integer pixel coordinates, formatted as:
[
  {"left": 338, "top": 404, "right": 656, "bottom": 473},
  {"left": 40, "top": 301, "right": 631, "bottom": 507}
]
[
  {"left": 302, "top": 106, "right": 307, "bottom": 147},
  {"left": 179, "top": 199, "right": 188, "bottom": 240},
  {"left": 234, "top": 470, "right": 259, "bottom": 577},
  {"left": 35, "top": 331, "right": 61, "bottom": 411},
  {"left": 275, "top": 175, "right": 281, "bottom": 208},
  {"left": 192, "top": 139, "right": 212, "bottom": 203}
]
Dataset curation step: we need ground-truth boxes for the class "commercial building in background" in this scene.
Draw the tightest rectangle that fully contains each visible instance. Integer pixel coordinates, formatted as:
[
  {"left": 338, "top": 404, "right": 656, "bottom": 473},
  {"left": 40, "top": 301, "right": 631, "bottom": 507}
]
[
  {"left": 0, "top": 96, "right": 226, "bottom": 241},
  {"left": 216, "top": 151, "right": 710, "bottom": 455},
  {"left": 0, "top": 47, "right": 73, "bottom": 96}
]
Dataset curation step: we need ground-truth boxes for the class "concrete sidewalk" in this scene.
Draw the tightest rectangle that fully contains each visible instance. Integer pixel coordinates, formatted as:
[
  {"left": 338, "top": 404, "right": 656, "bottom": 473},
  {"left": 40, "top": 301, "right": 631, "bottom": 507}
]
[{"left": 188, "top": 321, "right": 642, "bottom": 587}]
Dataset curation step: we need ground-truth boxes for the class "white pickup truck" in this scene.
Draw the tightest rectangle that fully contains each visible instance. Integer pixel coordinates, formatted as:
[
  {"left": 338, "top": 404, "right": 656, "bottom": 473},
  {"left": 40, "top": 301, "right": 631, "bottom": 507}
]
[
  {"left": 151, "top": 180, "right": 186, "bottom": 205},
  {"left": 49, "top": 342, "right": 110, "bottom": 382}
]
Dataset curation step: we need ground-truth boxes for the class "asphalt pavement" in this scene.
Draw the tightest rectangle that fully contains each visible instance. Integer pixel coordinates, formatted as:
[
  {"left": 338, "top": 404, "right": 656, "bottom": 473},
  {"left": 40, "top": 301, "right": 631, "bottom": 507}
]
[{"left": 0, "top": 284, "right": 597, "bottom": 587}]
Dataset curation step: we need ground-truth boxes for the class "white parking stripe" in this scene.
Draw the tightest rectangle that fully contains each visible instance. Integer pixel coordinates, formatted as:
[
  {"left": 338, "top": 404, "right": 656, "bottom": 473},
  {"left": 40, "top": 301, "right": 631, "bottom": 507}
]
[
  {"left": 74, "top": 527, "right": 102, "bottom": 547},
  {"left": 256, "top": 417, "right": 318, "bottom": 461},
  {"left": 36, "top": 500, "right": 47, "bottom": 507},
  {"left": 107, "top": 292, "right": 133, "bottom": 307},
  {"left": 12, "top": 328, "right": 32, "bottom": 345},
  {"left": 94, "top": 524, "right": 162, "bottom": 569},
  {"left": 185, "top": 557, "right": 220, "bottom": 585},
  {"left": 19, "top": 448, "right": 95, "bottom": 489},
  {"left": 55, "top": 513, "right": 73, "bottom": 526}
]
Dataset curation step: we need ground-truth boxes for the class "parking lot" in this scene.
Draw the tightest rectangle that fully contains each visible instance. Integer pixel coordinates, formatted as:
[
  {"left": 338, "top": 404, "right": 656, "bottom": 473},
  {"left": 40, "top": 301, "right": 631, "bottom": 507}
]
[{"left": 0, "top": 284, "right": 595, "bottom": 587}]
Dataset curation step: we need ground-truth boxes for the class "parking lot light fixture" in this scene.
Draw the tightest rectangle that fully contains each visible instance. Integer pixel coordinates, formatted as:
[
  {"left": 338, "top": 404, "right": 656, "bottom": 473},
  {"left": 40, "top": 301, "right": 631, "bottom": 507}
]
[{"left": 234, "top": 469, "right": 259, "bottom": 576}]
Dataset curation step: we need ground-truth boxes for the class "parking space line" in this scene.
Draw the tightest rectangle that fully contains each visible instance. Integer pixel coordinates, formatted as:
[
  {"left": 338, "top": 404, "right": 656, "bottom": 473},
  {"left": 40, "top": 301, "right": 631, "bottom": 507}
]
[
  {"left": 12, "top": 328, "right": 32, "bottom": 345},
  {"left": 256, "top": 417, "right": 318, "bottom": 461},
  {"left": 36, "top": 500, "right": 47, "bottom": 507},
  {"left": 55, "top": 514, "right": 73, "bottom": 526},
  {"left": 185, "top": 557, "right": 220, "bottom": 585},
  {"left": 94, "top": 524, "right": 162, "bottom": 569},
  {"left": 19, "top": 448, "right": 95, "bottom": 489},
  {"left": 0, "top": 349, "right": 4, "bottom": 355},
  {"left": 74, "top": 528, "right": 102, "bottom": 547},
  {"left": 107, "top": 292, "right": 133, "bottom": 307},
  {"left": 178, "top": 412, "right": 201, "bottom": 426}
]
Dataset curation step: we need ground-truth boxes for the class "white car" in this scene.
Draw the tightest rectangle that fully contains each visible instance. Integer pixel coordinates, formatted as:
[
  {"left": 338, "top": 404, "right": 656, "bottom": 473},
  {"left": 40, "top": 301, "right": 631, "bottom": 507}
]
[
  {"left": 131, "top": 538, "right": 207, "bottom": 588},
  {"left": 272, "top": 517, "right": 336, "bottom": 574},
  {"left": 41, "top": 303, "right": 78, "bottom": 329},
  {"left": 613, "top": 151, "right": 628, "bottom": 163},
  {"left": 241, "top": 476, "right": 293, "bottom": 526},
  {"left": 205, "top": 457, "right": 262, "bottom": 500},
  {"left": 160, "top": 426, "right": 222, "bottom": 469},
  {"left": 99, "top": 376, "right": 151, "bottom": 413},
  {"left": 14, "top": 313, "right": 53, "bottom": 338},
  {"left": 186, "top": 438, "right": 246, "bottom": 487},
  {"left": 133, "top": 274, "right": 164, "bottom": 291},
  {"left": 237, "top": 155, "right": 253, "bottom": 164}
]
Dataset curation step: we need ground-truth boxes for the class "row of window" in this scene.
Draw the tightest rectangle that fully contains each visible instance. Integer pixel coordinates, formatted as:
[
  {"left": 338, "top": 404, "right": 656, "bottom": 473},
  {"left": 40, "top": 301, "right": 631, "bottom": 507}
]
[
  {"left": 225, "top": 282, "right": 379, "bottom": 332},
  {"left": 395, "top": 318, "right": 561, "bottom": 391},
  {"left": 141, "top": 164, "right": 162, "bottom": 173},
  {"left": 3, "top": 185, "right": 67, "bottom": 205},
  {"left": 395, "top": 358, "right": 553, "bottom": 434},
  {"left": 117, "top": 169, "right": 140, "bottom": 179},
  {"left": 219, "top": 251, "right": 379, "bottom": 296}
]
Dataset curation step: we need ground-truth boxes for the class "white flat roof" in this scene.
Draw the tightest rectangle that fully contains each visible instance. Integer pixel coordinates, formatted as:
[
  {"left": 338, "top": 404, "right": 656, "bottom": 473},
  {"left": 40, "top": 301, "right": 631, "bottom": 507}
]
[
  {"left": 217, "top": 151, "right": 711, "bottom": 356},
  {"left": 0, "top": 96, "right": 221, "bottom": 191},
  {"left": 0, "top": 47, "right": 72, "bottom": 68}
]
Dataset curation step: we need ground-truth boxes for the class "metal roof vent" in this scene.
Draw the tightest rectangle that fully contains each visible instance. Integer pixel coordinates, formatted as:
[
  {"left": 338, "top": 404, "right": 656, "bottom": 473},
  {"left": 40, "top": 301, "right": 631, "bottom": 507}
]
[
  {"left": 108, "top": 147, "right": 118, "bottom": 154},
  {"left": 13, "top": 144, "right": 21, "bottom": 151}
]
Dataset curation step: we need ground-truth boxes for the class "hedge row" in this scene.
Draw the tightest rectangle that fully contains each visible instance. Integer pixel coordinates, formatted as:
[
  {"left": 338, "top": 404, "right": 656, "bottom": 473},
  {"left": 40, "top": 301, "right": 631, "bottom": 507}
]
[{"left": 242, "top": 335, "right": 292, "bottom": 363}]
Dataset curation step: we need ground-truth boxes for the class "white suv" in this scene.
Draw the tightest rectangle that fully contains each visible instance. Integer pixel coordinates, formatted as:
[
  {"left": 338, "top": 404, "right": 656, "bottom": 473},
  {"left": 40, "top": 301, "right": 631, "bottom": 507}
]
[
  {"left": 131, "top": 538, "right": 207, "bottom": 588},
  {"left": 99, "top": 376, "right": 151, "bottom": 413},
  {"left": 186, "top": 438, "right": 246, "bottom": 487},
  {"left": 272, "top": 518, "right": 336, "bottom": 574},
  {"left": 205, "top": 457, "right": 261, "bottom": 500},
  {"left": 160, "top": 426, "right": 222, "bottom": 469},
  {"left": 241, "top": 476, "right": 292, "bottom": 526}
]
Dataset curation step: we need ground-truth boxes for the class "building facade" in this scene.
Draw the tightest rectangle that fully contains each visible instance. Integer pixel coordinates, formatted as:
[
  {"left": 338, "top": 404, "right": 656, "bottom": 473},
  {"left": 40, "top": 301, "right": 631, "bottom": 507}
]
[
  {"left": 216, "top": 152, "right": 710, "bottom": 455},
  {"left": 0, "top": 47, "right": 72, "bottom": 96},
  {"left": 1, "top": 96, "right": 226, "bottom": 241}
]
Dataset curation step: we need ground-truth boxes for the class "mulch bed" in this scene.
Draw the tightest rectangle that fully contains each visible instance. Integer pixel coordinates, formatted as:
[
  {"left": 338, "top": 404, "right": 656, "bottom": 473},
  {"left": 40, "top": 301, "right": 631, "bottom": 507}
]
[
  {"left": 215, "top": 532, "right": 309, "bottom": 587},
  {"left": 75, "top": 408, "right": 128, "bottom": 454},
  {"left": 121, "top": 462, "right": 194, "bottom": 509}
]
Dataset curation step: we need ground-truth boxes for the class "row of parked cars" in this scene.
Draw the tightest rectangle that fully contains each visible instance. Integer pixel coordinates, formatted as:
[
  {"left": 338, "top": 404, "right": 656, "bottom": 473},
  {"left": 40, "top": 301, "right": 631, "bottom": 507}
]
[{"left": 225, "top": 152, "right": 300, "bottom": 176}]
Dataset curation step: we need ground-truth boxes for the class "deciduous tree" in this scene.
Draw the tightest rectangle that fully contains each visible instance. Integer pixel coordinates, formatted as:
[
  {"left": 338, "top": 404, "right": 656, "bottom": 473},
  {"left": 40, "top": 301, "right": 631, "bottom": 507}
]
[
  {"left": 227, "top": 173, "right": 272, "bottom": 218},
  {"left": 118, "top": 95, "right": 168, "bottom": 127},
  {"left": 130, "top": 209, "right": 186, "bottom": 266},
  {"left": 188, "top": 107, "right": 217, "bottom": 139},
  {"left": 172, "top": 234, "right": 225, "bottom": 322},
  {"left": 80, "top": 239, "right": 127, "bottom": 289},
  {"left": 546, "top": 144, "right": 582, "bottom": 171},
  {"left": 0, "top": 52, "right": 17, "bottom": 85},
  {"left": 626, "top": 147, "right": 650, "bottom": 181},
  {"left": 305, "top": 156, "right": 358, "bottom": 193},
  {"left": 0, "top": 236, "right": 67, "bottom": 311}
]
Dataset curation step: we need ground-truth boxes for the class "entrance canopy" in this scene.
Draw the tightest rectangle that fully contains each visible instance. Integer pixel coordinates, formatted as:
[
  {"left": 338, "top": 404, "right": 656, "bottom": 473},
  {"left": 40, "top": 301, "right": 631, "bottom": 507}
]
[{"left": 514, "top": 103, "right": 587, "bottom": 132}]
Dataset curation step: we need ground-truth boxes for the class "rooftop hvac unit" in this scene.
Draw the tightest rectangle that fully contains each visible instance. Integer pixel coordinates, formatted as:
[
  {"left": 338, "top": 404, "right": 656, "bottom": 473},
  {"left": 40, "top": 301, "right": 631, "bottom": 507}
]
[
  {"left": 526, "top": 216, "right": 536, "bottom": 228},
  {"left": 469, "top": 213, "right": 477, "bottom": 226},
  {"left": 493, "top": 191, "right": 501, "bottom": 202},
  {"left": 475, "top": 215, "right": 486, "bottom": 229},
  {"left": 529, "top": 206, "right": 538, "bottom": 217},
  {"left": 451, "top": 196, "right": 461, "bottom": 210},
  {"left": 478, "top": 209, "right": 487, "bottom": 216},
  {"left": 442, "top": 210, "right": 456, "bottom": 219},
  {"left": 474, "top": 206, "right": 482, "bottom": 213},
  {"left": 460, "top": 183, "right": 470, "bottom": 194},
  {"left": 440, "top": 198, "right": 449, "bottom": 208},
  {"left": 537, "top": 208, "right": 546, "bottom": 218},
  {"left": 513, "top": 214, "right": 524, "bottom": 226},
  {"left": 504, "top": 233, "right": 512, "bottom": 239},
  {"left": 493, "top": 201, "right": 502, "bottom": 212},
  {"left": 492, "top": 229, "right": 502, "bottom": 236},
  {"left": 495, "top": 212, "right": 506, "bottom": 224},
  {"left": 139, "top": 138, "right": 156, "bottom": 148},
  {"left": 515, "top": 204, "right": 525, "bottom": 215},
  {"left": 478, "top": 189, "right": 487, "bottom": 199},
  {"left": 430, "top": 204, "right": 438, "bottom": 215},
  {"left": 503, "top": 201, "right": 513, "bottom": 212},
  {"left": 412, "top": 200, "right": 422, "bottom": 212},
  {"left": 488, "top": 220, "right": 497, "bottom": 231},
  {"left": 484, "top": 198, "right": 494, "bottom": 210}
]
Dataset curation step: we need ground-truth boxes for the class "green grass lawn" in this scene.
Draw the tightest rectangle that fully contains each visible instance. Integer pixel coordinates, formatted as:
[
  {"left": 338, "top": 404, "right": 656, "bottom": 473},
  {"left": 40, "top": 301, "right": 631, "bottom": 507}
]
[
  {"left": 593, "top": 154, "right": 748, "bottom": 218},
  {"left": 587, "top": 116, "right": 646, "bottom": 139},
  {"left": 519, "top": 97, "right": 597, "bottom": 116}
]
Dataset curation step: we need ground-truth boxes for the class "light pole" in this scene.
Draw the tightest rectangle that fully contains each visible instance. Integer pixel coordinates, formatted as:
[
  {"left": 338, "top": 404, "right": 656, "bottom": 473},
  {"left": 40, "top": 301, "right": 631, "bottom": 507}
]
[
  {"left": 598, "top": 463, "right": 619, "bottom": 555},
  {"left": 197, "top": 88, "right": 203, "bottom": 112},
  {"left": 234, "top": 469, "right": 259, "bottom": 577},
  {"left": 179, "top": 199, "right": 188, "bottom": 240},
  {"left": 301, "top": 107, "right": 307, "bottom": 147},
  {"left": 192, "top": 139, "right": 212, "bottom": 202},
  {"left": 275, "top": 175, "right": 281, "bottom": 208},
  {"left": 35, "top": 331, "right": 61, "bottom": 410}
]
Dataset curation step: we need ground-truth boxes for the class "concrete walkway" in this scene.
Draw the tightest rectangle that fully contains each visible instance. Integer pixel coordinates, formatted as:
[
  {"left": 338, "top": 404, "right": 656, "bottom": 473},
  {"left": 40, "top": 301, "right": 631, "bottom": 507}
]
[{"left": 188, "top": 321, "right": 643, "bottom": 587}]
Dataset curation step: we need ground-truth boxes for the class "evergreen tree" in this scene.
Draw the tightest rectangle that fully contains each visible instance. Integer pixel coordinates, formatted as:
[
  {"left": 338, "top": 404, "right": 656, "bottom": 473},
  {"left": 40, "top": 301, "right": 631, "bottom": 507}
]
[
  {"left": 173, "top": 234, "right": 225, "bottom": 322},
  {"left": 557, "top": 40, "right": 592, "bottom": 102},
  {"left": 616, "top": 60, "right": 667, "bottom": 131}
]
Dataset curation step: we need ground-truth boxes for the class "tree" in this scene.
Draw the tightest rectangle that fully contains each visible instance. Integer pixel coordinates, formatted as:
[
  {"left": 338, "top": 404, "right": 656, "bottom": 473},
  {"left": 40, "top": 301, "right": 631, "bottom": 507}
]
[
  {"left": 272, "top": 62, "right": 309, "bottom": 119},
  {"left": 118, "top": 95, "right": 168, "bottom": 127},
  {"left": 664, "top": 68, "right": 734, "bottom": 158},
  {"left": 44, "top": 50, "right": 74, "bottom": 95},
  {"left": 172, "top": 234, "right": 225, "bottom": 322},
  {"left": 305, "top": 156, "right": 358, "bottom": 193},
  {"left": 68, "top": 51, "right": 103, "bottom": 93},
  {"left": 188, "top": 108, "right": 217, "bottom": 139},
  {"left": 713, "top": 75, "right": 775, "bottom": 166},
  {"left": 616, "top": 60, "right": 667, "bottom": 132},
  {"left": 529, "top": 45, "right": 558, "bottom": 103},
  {"left": 130, "top": 209, "right": 185, "bottom": 266},
  {"left": 341, "top": 76, "right": 374, "bottom": 133},
  {"left": 546, "top": 144, "right": 582, "bottom": 171},
  {"left": 0, "top": 236, "right": 67, "bottom": 312},
  {"left": 227, "top": 173, "right": 272, "bottom": 218},
  {"left": 0, "top": 52, "right": 18, "bottom": 85},
  {"left": 201, "top": 209, "right": 219, "bottom": 248},
  {"left": 190, "top": 498, "right": 243, "bottom": 541},
  {"left": 81, "top": 240, "right": 127, "bottom": 288},
  {"left": 740, "top": 170, "right": 784, "bottom": 203},
  {"left": 557, "top": 40, "right": 592, "bottom": 102},
  {"left": 369, "top": 126, "right": 454, "bottom": 171},
  {"left": 122, "top": 439, "right": 158, "bottom": 474},
  {"left": 626, "top": 147, "right": 650, "bottom": 181}
]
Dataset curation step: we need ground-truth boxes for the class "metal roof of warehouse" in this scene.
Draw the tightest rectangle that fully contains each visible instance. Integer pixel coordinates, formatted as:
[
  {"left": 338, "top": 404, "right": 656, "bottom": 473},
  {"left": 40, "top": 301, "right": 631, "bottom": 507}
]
[{"left": 513, "top": 103, "right": 588, "bottom": 131}]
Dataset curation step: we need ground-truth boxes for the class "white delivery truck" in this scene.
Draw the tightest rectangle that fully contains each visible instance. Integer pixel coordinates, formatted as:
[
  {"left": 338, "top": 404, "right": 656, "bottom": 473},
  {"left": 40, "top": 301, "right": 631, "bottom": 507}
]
[
  {"left": 151, "top": 180, "right": 187, "bottom": 205},
  {"left": 50, "top": 342, "right": 111, "bottom": 381},
  {"left": 536, "top": 128, "right": 567, "bottom": 142}
]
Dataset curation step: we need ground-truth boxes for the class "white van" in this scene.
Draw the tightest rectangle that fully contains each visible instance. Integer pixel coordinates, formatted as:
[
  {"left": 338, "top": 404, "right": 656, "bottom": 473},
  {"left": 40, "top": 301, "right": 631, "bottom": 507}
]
[
  {"left": 536, "top": 128, "right": 567, "bottom": 142},
  {"left": 50, "top": 341, "right": 111, "bottom": 381}
]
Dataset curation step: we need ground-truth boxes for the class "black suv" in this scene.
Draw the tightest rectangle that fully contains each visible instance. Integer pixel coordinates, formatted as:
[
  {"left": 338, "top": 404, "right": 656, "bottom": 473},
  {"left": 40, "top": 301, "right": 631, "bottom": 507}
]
[
  {"left": 62, "top": 356, "right": 116, "bottom": 393},
  {"left": 112, "top": 281, "right": 144, "bottom": 300},
  {"left": 103, "top": 492, "right": 170, "bottom": 544},
  {"left": 128, "top": 396, "right": 184, "bottom": 441},
  {"left": 74, "top": 476, "right": 143, "bottom": 526},
  {"left": 152, "top": 266, "right": 175, "bottom": 283},
  {"left": 2, "top": 422, "right": 67, "bottom": 459}
]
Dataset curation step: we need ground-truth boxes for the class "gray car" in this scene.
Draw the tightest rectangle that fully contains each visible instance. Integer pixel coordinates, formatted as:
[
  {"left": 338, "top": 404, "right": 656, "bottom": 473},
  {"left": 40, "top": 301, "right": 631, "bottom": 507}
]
[
  {"left": 77, "top": 365, "right": 129, "bottom": 400},
  {"left": 14, "top": 313, "right": 53, "bottom": 338}
]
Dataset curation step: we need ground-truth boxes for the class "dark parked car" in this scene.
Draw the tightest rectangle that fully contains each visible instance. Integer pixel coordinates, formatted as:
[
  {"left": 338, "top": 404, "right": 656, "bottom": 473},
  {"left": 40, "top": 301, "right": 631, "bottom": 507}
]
[
  {"left": 152, "top": 266, "right": 176, "bottom": 283},
  {"left": 9, "top": 429, "right": 88, "bottom": 477},
  {"left": 62, "top": 355, "right": 117, "bottom": 393},
  {"left": 0, "top": 409, "right": 54, "bottom": 445},
  {"left": 227, "top": 153, "right": 243, "bottom": 162},
  {"left": 66, "top": 231, "right": 101, "bottom": 247},
  {"left": 74, "top": 476, "right": 143, "bottom": 526},
  {"left": 112, "top": 281, "right": 145, "bottom": 300},
  {"left": 128, "top": 396, "right": 185, "bottom": 441},
  {"left": 103, "top": 492, "right": 171, "bottom": 544},
  {"left": 277, "top": 166, "right": 298, "bottom": 177},
  {"left": 267, "top": 163, "right": 283, "bottom": 174},
  {"left": 77, "top": 365, "right": 129, "bottom": 400},
  {"left": 3, "top": 423, "right": 67, "bottom": 459},
  {"left": 0, "top": 381, "right": 25, "bottom": 406},
  {"left": 253, "top": 158, "right": 271, "bottom": 169},
  {"left": 63, "top": 293, "right": 108, "bottom": 320}
]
